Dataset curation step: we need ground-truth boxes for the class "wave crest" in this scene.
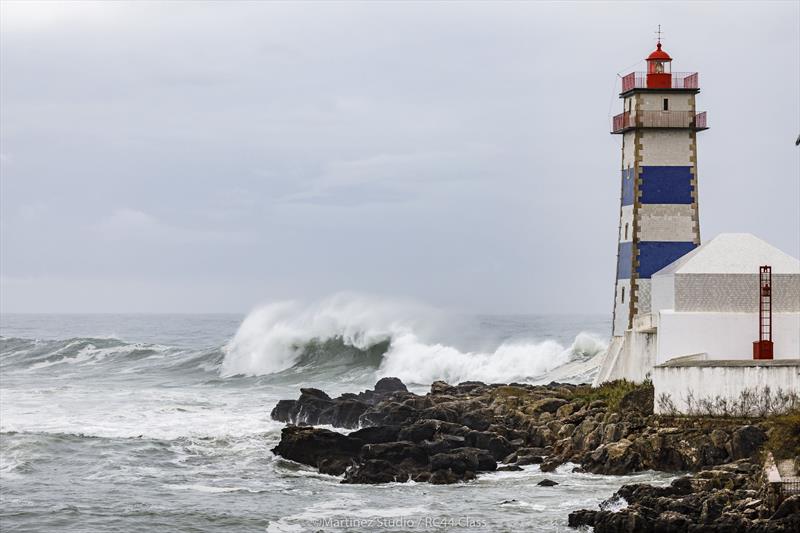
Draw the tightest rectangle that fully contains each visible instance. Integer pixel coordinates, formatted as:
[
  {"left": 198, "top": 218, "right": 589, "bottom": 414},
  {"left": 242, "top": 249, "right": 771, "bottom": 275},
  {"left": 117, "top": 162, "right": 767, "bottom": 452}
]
[{"left": 221, "top": 294, "right": 607, "bottom": 384}]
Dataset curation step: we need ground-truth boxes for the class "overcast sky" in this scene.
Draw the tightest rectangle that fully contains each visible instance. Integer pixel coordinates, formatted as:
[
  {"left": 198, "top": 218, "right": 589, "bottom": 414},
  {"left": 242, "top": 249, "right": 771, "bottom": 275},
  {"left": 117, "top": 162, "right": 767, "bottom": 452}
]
[{"left": 1, "top": 1, "right": 798, "bottom": 314}]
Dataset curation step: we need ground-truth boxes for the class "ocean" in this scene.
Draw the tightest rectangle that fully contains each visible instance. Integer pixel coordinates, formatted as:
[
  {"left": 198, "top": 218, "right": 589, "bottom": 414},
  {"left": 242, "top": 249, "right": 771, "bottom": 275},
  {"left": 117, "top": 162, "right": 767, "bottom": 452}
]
[{"left": 0, "top": 296, "right": 672, "bottom": 532}]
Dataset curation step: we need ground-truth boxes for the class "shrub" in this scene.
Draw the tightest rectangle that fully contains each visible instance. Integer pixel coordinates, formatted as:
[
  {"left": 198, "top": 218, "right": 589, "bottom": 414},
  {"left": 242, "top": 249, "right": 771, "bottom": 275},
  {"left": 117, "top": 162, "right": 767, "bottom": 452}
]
[
  {"left": 570, "top": 379, "right": 649, "bottom": 412},
  {"left": 765, "top": 408, "right": 800, "bottom": 462}
]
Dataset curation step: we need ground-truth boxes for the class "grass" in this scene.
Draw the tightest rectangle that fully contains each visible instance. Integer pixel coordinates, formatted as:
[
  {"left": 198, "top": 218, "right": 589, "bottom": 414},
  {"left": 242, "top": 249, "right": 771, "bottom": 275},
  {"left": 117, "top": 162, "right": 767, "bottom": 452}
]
[
  {"left": 569, "top": 379, "right": 649, "bottom": 412},
  {"left": 764, "top": 408, "right": 800, "bottom": 463}
]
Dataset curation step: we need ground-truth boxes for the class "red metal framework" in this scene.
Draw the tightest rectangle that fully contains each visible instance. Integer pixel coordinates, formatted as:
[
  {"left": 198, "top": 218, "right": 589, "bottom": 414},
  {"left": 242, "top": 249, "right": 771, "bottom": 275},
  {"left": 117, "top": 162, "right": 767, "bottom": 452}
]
[
  {"left": 621, "top": 72, "right": 699, "bottom": 93},
  {"left": 753, "top": 265, "right": 774, "bottom": 360},
  {"left": 611, "top": 110, "right": 709, "bottom": 133}
]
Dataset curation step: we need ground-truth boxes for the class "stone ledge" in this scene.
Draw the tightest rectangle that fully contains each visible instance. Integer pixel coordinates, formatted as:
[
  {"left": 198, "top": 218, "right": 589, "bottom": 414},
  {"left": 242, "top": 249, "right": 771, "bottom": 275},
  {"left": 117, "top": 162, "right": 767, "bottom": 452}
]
[{"left": 656, "top": 358, "right": 800, "bottom": 368}]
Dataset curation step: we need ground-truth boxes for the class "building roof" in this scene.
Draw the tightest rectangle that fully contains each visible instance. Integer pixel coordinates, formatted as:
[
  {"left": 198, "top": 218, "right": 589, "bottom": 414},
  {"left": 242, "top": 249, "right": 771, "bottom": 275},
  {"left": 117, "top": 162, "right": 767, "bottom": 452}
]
[
  {"left": 653, "top": 233, "right": 800, "bottom": 276},
  {"left": 647, "top": 43, "right": 672, "bottom": 61}
]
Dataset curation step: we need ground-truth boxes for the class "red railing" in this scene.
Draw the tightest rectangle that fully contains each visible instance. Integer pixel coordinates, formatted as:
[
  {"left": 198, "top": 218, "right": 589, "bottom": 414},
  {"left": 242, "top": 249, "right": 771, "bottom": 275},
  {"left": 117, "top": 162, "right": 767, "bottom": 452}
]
[
  {"left": 611, "top": 110, "right": 709, "bottom": 133},
  {"left": 695, "top": 111, "right": 707, "bottom": 129},
  {"left": 613, "top": 111, "right": 632, "bottom": 132},
  {"left": 621, "top": 72, "right": 699, "bottom": 92}
]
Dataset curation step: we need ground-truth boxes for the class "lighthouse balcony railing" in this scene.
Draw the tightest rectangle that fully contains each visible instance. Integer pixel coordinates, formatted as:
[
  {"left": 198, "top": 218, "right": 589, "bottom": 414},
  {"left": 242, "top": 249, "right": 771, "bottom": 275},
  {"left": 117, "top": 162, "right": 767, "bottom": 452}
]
[
  {"left": 611, "top": 110, "right": 708, "bottom": 133},
  {"left": 621, "top": 72, "right": 699, "bottom": 93}
]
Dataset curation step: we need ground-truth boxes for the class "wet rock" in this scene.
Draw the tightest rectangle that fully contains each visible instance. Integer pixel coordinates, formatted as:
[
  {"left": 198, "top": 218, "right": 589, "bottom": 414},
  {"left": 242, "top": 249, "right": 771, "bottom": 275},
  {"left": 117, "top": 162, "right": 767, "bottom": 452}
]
[
  {"left": 465, "top": 430, "right": 514, "bottom": 461},
  {"left": 360, "top": 402, "right": 419, "bottom": 427},
  {"left": 272, "top": 426, "right": 361, "bottom": 475},
  {"left": 374, "top": 377, "right": 408, "bottom": 394},
  {"left": 567, "top": 509, "right": 596, "bottom": 528},
  {"left": 430, "top": 447, "right": 496, "bottom": 475},
  {"left": 343, "top": 459, "right": 406, "bottom": 484},
  {"left": 537, "top": 478, "right": 558, "bottom": 486},
  {"left": 430, "top": 380, "right": 453, "bottom": 395},
  {"left": 361, "top": 441, "right": 428, "bottom": 466},
  {"left": 324, "top": 399, "right": 369, "bottom": 429},
  {"left": 349, "top": 425, "right": 400, "bottom": 444}
]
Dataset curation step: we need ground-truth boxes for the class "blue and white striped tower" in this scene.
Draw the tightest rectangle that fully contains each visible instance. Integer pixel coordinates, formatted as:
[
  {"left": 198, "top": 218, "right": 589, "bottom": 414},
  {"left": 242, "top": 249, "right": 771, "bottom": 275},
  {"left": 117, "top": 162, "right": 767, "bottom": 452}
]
[{"left": 610, "top": 41, "right": 708, "bottom": 338}]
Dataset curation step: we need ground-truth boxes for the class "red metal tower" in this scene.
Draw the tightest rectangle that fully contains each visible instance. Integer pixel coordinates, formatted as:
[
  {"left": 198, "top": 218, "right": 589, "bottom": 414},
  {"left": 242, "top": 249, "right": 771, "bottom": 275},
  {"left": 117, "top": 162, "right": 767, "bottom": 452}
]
[{"left": 753, "top": 265, "right": 774, "bottom": 360}]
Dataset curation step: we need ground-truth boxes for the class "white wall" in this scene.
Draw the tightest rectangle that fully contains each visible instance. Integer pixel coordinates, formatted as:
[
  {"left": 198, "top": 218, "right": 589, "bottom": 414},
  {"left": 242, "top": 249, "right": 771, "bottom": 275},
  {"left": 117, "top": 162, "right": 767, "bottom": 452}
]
[
  {"left": 651, "top": 274, "right": 675, "bottom": 315},
  {"left": 595, "top": 329, "right": 656, "bottom": 384},
  {"left": 657, "top": 311, "right": 800, "bottom": 364},
  {"left": 653, "top": 363, "right": 800, "bottom": 415}
]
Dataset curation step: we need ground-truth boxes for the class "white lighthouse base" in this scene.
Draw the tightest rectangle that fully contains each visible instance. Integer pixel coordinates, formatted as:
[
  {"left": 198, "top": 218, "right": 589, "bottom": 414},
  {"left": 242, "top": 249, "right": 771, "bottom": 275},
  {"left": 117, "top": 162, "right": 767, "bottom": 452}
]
[{"left": 594, "top": 328, "right": 657, "bottom": 385}]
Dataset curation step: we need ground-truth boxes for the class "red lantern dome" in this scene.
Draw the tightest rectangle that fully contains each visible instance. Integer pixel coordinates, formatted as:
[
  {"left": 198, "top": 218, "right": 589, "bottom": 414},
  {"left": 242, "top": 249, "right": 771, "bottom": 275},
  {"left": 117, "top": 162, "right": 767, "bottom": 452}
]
[
  {"left": 646, "top": 42, "right": 672, "bottom": 88},
  {"left": 647, "top": 42, "right": 672, "bottom": 62}
]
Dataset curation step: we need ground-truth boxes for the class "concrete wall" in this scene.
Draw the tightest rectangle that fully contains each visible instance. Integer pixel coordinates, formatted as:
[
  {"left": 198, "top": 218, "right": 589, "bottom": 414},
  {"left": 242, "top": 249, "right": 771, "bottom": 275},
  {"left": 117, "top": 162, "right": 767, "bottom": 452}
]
[
  {"left": 594, "top": 328, "right": 657, "bottom": 384},
  {"left": 651, "top": 274, "right": 675, "bottom": 314},
  {"left": 656, "top": 311, "right": 800, "bottom": 364},
  {"left": 653, "top": 363, "right": 800, "bottom": 415}
]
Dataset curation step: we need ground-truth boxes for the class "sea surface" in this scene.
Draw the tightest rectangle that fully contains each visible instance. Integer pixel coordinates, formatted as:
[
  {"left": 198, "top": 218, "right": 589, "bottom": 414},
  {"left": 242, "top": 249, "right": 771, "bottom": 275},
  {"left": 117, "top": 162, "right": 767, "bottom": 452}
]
[{"left": 0, "top": 296, "right": 673, "bottom": 532}]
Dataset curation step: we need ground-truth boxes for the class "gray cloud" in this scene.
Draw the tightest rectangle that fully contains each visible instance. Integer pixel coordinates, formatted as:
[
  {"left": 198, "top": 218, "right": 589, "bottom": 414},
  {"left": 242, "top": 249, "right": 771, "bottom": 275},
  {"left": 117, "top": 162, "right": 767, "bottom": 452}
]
[{"left": 1, "top": 1, "right": 798, "bottom": 313}]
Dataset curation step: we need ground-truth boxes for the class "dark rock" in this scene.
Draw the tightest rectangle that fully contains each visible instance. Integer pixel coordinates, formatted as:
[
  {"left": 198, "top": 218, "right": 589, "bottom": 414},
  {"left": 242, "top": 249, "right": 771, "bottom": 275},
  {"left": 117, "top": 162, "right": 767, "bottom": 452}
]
[
  {"left": 771, "top": 494, "right": 800, "bottom": 520},
  {"left": 516, "top": 454, "right": 544, "bottom": 465},
  {"left": 272, "top": 426, "right": 361, "bottom": 475},
  {"left": 419, "top": 404, "right": 459, "bottom": 424},
  {"left": 497, "top": 465, "right": 523, "bottom": 472},
  {"left": 299, "top": 388, "right": 331, "bottom": 401},
  {"left": 324, "top": 399, "right": 369, "bottom": 429},
  {"left": 349, "top": 426, "right": 400, "bottom": 444},
  {"left": 429, "top": 469, "right": 460, "bottom": 484},
  {"left": 270, "top": 399, "right": 296, "bottom": 422},
  {"left": 567, "top": 509, "right": 596, "bottom": 528},
  {"left": 430, "top": 380, "right": 453, "bottom": 395},
  {"left": 397, "top": 419, "right": 468, "bottom": 442},
  {"left": 618, "top": 383, "right": 654, "bottom": 415},
  {"left": 430, "top": 447, "right": 496, "bottom": 474},
  {"left": 359, "top": 402, "right": 419, "bottom": 427},
  {"left": 656, "top": 510, "right": 691, "bottom": 530},
  {"left": 461, "top": 409, "right": 493, "bottom": 431},
  {"left": 419, "top": 435, "right": 466, "bottom": 455},
  {"left": 532, "top": 398, "right": 568, "bottom": 414},
  {"left": 374, "top": 377, "right": 408, "bottom": 394},
  {"left": 537, "top": 478, "right": 558, "bottom": 486},
  {"left": 729, "top": 425, "right": 766, "bottom": 460},
  {"left": 360, "top": 441, "right": 427, "bottom": 466},
  {"left": 465, "top": 430, "right": 514, "bottom": 461},
  {"left": 343, "top": 459, "right": 406, "bottom": 484}
]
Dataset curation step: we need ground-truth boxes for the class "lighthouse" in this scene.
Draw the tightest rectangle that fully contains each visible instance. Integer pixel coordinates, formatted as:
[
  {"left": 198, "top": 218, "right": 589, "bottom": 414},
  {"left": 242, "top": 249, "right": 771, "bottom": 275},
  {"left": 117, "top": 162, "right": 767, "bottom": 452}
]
[
  {"left": 592, "top": 37, "right": 800, "bottom": 412},
  {"left": 610, "top": 40, "right": 707, "bottom": 337}
]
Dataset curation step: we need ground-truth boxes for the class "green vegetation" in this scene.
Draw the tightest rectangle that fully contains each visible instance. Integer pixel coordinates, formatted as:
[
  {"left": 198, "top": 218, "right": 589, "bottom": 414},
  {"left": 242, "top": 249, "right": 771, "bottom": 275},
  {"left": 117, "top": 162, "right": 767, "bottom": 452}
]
[
  {"left": 569, "top": 379, "right": 650, "bottom": 412},
  {"left": 491, "top": 385, "right": 529, "bottom": 398},
  {"left": 764, "top": 408, "right": 800, "bottom": 463}
]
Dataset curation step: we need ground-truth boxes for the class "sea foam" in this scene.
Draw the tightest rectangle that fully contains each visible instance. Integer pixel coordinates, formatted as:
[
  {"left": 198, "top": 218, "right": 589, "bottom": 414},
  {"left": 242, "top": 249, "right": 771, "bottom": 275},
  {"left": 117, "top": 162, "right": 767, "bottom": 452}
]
[{"left": 220, "top": 293, "right": 607, "bottom": 384}]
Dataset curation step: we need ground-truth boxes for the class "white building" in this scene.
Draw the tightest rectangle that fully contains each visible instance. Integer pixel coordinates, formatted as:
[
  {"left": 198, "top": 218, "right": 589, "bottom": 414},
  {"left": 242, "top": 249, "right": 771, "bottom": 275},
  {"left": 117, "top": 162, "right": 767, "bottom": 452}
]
[{"left": 595, "top": 233, "right": 800, "bottom": 414}]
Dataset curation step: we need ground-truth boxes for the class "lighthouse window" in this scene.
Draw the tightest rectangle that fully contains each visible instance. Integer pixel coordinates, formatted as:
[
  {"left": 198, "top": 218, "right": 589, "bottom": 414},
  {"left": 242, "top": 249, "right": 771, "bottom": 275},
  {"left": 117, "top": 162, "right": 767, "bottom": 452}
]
[
  {"left": 621, "top": 287, "right": 626, "bottom": 303},
  {"left": 624, "top": 223, "right": 629, "bottom": 240},
  {"left": 663, "top": 98, "right": 669, "bottom": 111}
]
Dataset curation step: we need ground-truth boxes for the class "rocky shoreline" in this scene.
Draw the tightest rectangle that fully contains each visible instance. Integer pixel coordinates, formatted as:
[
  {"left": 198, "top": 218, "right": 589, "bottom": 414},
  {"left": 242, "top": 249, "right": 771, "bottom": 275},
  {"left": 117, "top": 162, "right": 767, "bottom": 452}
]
[{"left": 270, "top": 377, "right": 799, "bottom": 531}]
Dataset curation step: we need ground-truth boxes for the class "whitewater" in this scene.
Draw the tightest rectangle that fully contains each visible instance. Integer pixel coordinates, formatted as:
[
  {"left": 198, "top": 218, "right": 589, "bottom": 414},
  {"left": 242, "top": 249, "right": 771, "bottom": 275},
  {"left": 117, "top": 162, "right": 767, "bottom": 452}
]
[{"left": 0, "top": 296, "right": 673, "bottom": 532}]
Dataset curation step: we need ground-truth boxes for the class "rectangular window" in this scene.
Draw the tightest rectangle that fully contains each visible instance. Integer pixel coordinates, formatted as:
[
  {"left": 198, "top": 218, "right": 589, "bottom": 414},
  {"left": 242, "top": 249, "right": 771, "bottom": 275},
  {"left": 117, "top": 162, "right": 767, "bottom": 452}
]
[{"left": 663, "top": 98, "right": 669, "bottom": 111}]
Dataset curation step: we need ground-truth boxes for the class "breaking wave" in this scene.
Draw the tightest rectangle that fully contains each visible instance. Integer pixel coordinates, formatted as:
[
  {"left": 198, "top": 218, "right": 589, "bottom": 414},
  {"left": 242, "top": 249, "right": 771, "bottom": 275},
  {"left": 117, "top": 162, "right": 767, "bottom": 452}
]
[
  {"left": 2, "top": 295, "right": 608, "bottom": 385},
  {"left": 221, "top": 294, "right": 607, "bottom": 384}
]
